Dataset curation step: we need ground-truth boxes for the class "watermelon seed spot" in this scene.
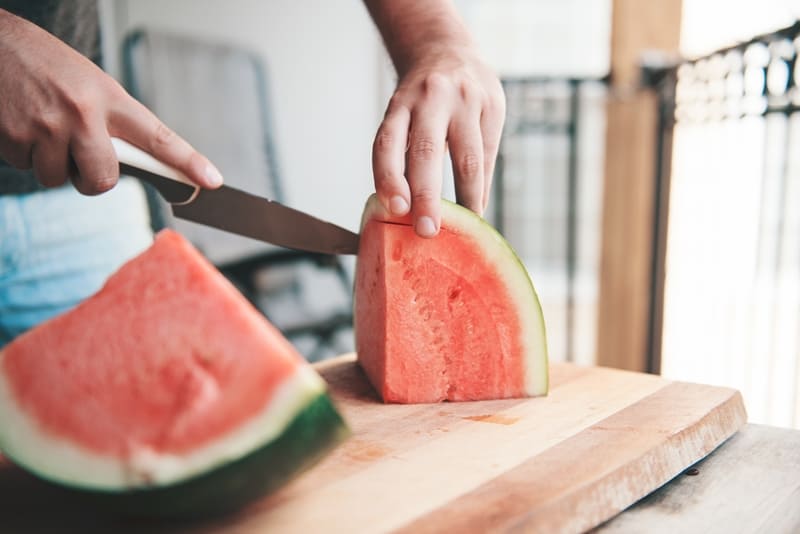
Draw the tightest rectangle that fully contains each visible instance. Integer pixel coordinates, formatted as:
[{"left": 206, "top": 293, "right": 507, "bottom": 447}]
[
  {"left": 448, "top": 287, "right": 461, "bottom": 301},
  {"left": 392, "top": 240, "right": 403, "bottom": 261}
]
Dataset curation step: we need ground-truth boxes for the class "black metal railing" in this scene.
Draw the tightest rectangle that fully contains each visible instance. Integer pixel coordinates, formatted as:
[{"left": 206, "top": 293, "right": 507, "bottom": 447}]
[
  {"left": 651, "top": 21, "right": 800, "bottom": 426},
  {"left": 494, "top": 77, "right": 608, "bottom": 364}
]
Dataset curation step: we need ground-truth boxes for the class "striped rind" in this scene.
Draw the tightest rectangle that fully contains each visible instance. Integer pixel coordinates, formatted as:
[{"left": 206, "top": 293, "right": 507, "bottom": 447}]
[{"left": 0, "top": 362, "right": 345, "bottom": 492}]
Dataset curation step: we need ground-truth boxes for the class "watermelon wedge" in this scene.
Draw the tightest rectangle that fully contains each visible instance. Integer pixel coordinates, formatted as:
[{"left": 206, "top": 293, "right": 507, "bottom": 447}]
[
  {"left": 0, "top": 230, "right": 348, "bottom": 516},
  {"left": 354, "top": 195, "right": 548, "bottom": 403}
]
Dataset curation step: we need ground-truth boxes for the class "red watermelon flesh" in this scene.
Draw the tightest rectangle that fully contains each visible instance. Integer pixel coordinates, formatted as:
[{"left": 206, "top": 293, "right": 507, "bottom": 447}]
[
  {"left": 355, "top": 195, "right": 548, "bottom": 403},
  {"left": 0, "top": 229, "right": 347, "bottom": 503}
]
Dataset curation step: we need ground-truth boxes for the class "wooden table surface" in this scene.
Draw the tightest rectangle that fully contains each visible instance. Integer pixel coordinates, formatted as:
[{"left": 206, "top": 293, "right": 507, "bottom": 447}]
[
  {"left": 594, "top": 423, "right": 800, "bottom": 533},
  {"left": 0, "top": 358, "right": 796, "bottom": 533}
]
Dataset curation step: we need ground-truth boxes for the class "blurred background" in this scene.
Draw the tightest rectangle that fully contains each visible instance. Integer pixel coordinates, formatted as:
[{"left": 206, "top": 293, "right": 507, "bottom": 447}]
[{"left": 98, "top": 0, "right": 800, "bottom": 429}]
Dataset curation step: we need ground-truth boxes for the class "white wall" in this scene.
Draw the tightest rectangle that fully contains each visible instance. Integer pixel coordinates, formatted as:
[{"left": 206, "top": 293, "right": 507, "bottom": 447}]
[
  {"left": 102, "top": 0, "right": 615, "bottom": 232},
  {"left": 681, "top": 0, "right": 800, "bottom": 58},
  {"left": 456, "top": 0, "right": 612, "bottom": 78},
  {"left": 104, "top": 0, "right": 384, "bottom": 232}
]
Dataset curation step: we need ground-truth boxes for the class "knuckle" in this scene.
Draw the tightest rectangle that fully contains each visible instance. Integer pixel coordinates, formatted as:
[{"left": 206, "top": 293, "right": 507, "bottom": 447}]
[
  {"left": 65, "top": 91, "right": 95, "bottom": 125},
  {"left": 374, "top": 130, "right": 395, "bottom": 152},
  {"left": 375, "top": 168, "right": 402, "bottom": 186},
  {"left": 458, "top": 151, "right": 481, "bottom": 179},
  {"left": 152, "top": 122, "right": 176, "bottom": 149},
  {"left": 458, "top": 81, "right": 481, "bottom": 103},
  {"left": 412, "top": 187, "right": 436, "bottom": 204},
  {"left": 422, "top": 72, "right": 450, "bottom": 95},
  {"left": 32, "top": 113, "right": 60, "bottom": 139},
  {"left": 4, "top": 126, "right": 33, "bottom": 149},
  {"left": 385, "top": 94, "right": 408, "bottom": 115},
  {"left": 409, "top": 136, "right": 437, "bottom": 160}
]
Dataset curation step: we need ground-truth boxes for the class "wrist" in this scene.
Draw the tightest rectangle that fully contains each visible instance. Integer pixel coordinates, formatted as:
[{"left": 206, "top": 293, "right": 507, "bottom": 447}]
[
  {"left": 0, "top": 9, "right": 40, "bottom": 49},
  {"left": 396, "top": 39, "right": 480, "bottom": 77},
  {"left": 366, "top": 0, "right": 476, "bottom": 76}
]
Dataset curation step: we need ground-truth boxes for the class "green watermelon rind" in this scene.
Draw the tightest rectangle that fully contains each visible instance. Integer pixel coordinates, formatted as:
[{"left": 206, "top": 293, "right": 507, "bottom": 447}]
[
  {"left": 6, "top": 391, "right": 348, "bottom": 518},
  {"left": 357, "top": 194, "right": 549, "bottom": 395},
  {"left": 0, "top": 362, "right": 335, "bottom": 487}
]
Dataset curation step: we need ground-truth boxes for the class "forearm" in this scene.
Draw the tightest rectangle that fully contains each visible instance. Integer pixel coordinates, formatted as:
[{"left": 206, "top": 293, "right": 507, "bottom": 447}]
[
  {"left": 363, "top": 0, "right": 476, "bottom": 76},
  {"left": 0, "top": 7, "right": 20, "bottom": 29},
  {"left": 0, "top": 9, "right": 35, "bottom": 56}
]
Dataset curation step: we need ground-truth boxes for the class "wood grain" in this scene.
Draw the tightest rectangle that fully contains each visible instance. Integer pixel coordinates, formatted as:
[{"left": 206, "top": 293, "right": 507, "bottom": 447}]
[
  {"left": 0, "top": 355, "right": 746, "bottom": 533},
  {"left": 597, "top": 0, "right": 683, "bottom": 372},
  {"left": 597, "top": 91, "right": 661, "bottom": 373},
  {"left": 609, "top": 0, "right": 682, "bottom": 87},
  {"left": 594, "top": 424, "right": 800, "bottom": 534}
]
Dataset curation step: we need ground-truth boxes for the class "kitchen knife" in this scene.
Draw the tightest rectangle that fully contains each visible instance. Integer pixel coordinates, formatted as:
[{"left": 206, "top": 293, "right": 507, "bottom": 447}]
[{"left": 111, "top": 138, "right": 360, "bottom": 255}]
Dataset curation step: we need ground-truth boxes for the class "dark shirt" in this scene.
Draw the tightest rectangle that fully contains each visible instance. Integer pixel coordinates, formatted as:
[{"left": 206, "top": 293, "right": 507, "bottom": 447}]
[{"left": 0, "top": 0, "right": 100, "bottom": 194}]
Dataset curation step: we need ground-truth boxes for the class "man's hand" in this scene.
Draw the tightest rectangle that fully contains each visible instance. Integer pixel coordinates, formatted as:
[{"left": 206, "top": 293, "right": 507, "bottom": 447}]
[
  {"left": 0, "top": 9, "right": 222, "bottom": 195},
  {"left": 365, "top": 0, "right": 505, "bottom": 237}
]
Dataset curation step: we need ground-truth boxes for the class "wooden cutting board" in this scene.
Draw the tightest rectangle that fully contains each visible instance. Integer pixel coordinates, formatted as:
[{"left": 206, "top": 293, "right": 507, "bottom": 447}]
[{"left": 0, "top": 354, "right": 746, "bottom": 533}]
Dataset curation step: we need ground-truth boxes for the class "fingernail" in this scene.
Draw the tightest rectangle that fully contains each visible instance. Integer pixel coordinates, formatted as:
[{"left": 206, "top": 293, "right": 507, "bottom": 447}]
[
  {"left": 415, "top": 216, "right": 437, "bottom": 237},
  {"left": 204, "top": 163, "right": 223, "bottom": 187},
  {"left": 389, "top": 195, "right": 409, "bottom": 215}
]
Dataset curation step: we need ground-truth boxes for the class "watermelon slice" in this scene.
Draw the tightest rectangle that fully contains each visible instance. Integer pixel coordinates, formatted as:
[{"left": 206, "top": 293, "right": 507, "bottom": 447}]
[
  {"left": 0, "top": 230, "right": 348, "bottom": 516},
  {"left": 354, "top": 195, "right": 548, "bottom": 403}
]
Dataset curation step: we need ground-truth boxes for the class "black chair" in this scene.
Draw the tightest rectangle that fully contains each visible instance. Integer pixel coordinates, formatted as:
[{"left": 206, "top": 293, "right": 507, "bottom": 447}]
[{"left": 122, "top": 29, "right": 353, "bottom": 361}]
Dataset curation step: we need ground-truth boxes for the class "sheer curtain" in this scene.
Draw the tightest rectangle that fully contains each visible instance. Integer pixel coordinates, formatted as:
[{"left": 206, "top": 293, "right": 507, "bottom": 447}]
[{"left": 661, "top": 2, "right": 800, "bottom": 427}]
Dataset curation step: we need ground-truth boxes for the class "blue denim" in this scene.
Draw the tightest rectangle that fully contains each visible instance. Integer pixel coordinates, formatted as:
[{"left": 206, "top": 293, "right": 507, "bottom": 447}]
[{"left": 0, "top": 179, "right": 153, "bottom": 347}]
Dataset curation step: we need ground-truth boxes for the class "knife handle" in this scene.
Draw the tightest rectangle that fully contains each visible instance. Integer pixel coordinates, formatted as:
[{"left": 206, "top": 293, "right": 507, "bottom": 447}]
[{"left": 112, "top": 137, "right": 199, "bottom": 205}]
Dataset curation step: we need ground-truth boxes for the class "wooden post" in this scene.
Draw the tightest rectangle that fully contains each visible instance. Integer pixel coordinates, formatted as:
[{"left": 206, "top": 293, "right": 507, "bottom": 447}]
[{"left": 596, "top": 0, "right": 682, "bottom": 372}]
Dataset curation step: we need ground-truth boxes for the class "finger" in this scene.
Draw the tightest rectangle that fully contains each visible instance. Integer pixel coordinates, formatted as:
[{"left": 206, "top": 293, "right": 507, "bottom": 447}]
[
  {"left": 31, "top": 138, "right": 70, "bottom": 189},
  {"left": 406, "top": 106, "right": 450, "bottom": 238},
  {"left": 448, "top": 107, "right": 484, "bottom": 215},
  {"left": 0, "top": 139, "right": 33, "bottom": 169},
  {"left": 373, "top": 104, "right": 411, "bottom": 216},
  {"left": 69, "top": 123, "right": 119, "bottom": 195},
  {"left": 480, "top": 98, "right": 505, "bottom": 212},
  {"left": 110, "top": 98, "right": 223, "bottom": 188}
]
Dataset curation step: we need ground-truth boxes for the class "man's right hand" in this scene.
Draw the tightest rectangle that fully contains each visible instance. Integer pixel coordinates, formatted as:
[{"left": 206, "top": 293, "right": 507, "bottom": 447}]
[{"left": 0, "top": 9, "right": 223, "bottom": 195}]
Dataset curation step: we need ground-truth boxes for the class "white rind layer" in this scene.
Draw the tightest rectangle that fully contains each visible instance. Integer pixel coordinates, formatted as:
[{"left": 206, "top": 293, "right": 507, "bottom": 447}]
[
  {"left": 438, "top": 201, "right": 549, "bottom": 396},
  {"left": 361, "top": 195, "right": 549, "bottom": 395},
  {"left": 0, "top": 361, "right": 326, "bottom": 490}
]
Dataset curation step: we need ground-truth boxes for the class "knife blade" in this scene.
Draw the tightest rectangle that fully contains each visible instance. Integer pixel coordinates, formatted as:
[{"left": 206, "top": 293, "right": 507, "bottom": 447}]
[{"left": 112, "top": 138, "right": 360, "bottom": 255}]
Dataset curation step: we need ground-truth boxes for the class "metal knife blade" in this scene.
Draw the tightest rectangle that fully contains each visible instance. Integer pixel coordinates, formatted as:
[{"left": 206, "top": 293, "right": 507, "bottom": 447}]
[
  {"left": 113, "top": 138, "right": 359, "bottom": 255},
  {"left": 172, "top": 185, "right": 360, "bottom": 255}
]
